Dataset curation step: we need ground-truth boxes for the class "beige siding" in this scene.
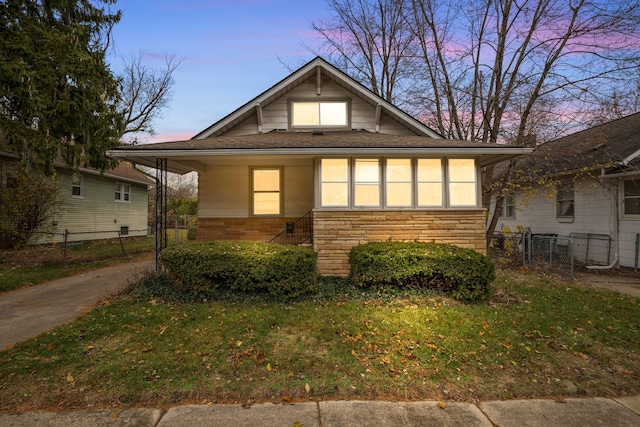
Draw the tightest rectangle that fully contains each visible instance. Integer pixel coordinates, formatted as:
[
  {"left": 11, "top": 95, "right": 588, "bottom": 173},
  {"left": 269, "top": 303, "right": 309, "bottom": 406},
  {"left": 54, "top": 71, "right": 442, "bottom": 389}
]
[
  {"left": 44, "top": 169, "right": 149, "bottom": 243},
  {"left": 379, "top": 112, "right": 419, "bottom": 135},
  {"left": 258, "top": 77, "right": 379, "bottom": 132},
  {"left": 198, "top": 159, "right": 314, "bottom": 219}
]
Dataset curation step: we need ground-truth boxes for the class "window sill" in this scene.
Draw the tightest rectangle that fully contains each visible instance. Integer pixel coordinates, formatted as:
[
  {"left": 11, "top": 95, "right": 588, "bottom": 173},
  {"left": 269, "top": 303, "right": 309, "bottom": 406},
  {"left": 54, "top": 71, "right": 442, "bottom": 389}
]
[{"left": 557, "top": 218, "right": 574, "bottom": 223}]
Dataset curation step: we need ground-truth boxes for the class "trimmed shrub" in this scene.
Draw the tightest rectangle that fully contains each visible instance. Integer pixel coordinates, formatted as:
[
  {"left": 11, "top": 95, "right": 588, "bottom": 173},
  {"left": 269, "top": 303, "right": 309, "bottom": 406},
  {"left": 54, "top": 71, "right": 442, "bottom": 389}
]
[
  {"left": 350, "top": 242, "right": 495, "bottom": 302},
  {"left": 160, "top": 241, "right": 317, "bottom": 300},
  {"left": 186, "top": 227, "right": 197, "bottom": 241}
]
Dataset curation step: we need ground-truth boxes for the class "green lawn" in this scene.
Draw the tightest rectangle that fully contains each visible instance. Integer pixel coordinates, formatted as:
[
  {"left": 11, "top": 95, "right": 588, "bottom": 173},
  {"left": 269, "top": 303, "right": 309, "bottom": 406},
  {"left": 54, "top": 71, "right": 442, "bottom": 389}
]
[
  {"left": 1, "top": 269, "right": 638, "bottom": 411},
  {"left": 0, "top": 232, "right": 194, "bottom": 293}
]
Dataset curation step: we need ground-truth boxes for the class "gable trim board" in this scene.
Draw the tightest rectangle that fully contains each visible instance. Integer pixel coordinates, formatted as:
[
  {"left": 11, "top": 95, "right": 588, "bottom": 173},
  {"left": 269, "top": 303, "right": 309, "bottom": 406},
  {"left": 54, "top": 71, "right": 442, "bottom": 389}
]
[
  {"left": 193, "top": 57, "right": 443, "bottom": 140},
  {"left": 108, "top": 57, "right": 532, "bottom": 276}
]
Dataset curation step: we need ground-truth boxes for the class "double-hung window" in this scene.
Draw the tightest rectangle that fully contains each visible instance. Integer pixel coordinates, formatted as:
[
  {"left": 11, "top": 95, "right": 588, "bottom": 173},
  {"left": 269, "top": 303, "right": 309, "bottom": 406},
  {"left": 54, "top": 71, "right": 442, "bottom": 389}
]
[
  {"left": 115, "top": 182, "right": 130, "bottom": 202},
  {"left": 448, "top": 159, "right": 477, "bottom": 207},
  {"left": 624, "top": 179, "right": 640, "bottom": 215},
  {"left": 72, "top": 174, "right": 83, "bottom": 198},
  {"left": 251, "top": 167, "right": 282, "bottom": 216},
  {"left": 417, "top": 159, "right": 443, "bottom": 207},
  {"left": 354, "top": 159, "right": 380, "bottom": 207},
  {"left": 556, "top": 182, "right": 574, "bottom": 219},
  {"left": 320, "top": 159, "right": 349, "bottom": 207},
  {"left": 385, "top": 159, "right": 412, "bottom": 207}
]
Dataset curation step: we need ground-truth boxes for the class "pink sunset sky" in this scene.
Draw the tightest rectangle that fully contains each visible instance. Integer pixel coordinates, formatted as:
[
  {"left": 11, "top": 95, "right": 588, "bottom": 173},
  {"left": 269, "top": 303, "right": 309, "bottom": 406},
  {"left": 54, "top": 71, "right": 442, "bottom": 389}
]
[{"left": 108, "top": 0, "right": 330, "bottom": 143}]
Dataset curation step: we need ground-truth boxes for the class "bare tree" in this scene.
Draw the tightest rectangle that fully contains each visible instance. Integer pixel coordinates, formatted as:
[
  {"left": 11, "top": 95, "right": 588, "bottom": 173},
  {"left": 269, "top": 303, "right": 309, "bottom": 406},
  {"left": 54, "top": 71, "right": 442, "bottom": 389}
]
[
  {"left": 117, "top": 52, "right": 181, "bottom": 143},
  {"left": 312, "top": 0, "right": 413, "bottom": 103},
  {"left": 314, "top": 0, "right": 640, "bottom": 238}
]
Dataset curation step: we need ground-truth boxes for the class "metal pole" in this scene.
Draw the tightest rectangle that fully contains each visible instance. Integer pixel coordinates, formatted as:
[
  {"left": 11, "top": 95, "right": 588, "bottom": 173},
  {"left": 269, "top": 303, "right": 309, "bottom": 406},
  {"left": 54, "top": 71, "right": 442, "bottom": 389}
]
[
  {"left": 635, "top": 233, "right": 639, "bottom": 272},
  {"left": 155, "top": 158, "right": 168, "bottom": 271}
]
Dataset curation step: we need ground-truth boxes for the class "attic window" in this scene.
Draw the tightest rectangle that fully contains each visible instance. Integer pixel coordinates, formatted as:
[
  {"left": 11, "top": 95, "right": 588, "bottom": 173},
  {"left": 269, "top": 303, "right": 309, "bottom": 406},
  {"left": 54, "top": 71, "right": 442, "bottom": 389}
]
[{"left": 291, "top": 101, "right": 349, "bottom": 128}]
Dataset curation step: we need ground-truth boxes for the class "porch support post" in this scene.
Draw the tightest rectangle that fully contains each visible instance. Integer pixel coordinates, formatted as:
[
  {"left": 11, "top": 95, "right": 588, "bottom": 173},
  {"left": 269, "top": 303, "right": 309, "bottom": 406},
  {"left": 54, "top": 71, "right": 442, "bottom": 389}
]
[{"left": 155, "top": 158, "right": 168, "bottom": 271}]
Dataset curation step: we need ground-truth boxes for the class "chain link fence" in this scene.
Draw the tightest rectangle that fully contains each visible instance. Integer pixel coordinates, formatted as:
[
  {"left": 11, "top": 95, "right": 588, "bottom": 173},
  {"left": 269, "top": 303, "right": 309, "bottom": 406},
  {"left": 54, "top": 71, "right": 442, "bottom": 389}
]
[
  {"left": 0, "top": 228, "right": 153, "bottom": 265},
  {"left": 489, "top": 230, "right": 575, "bottom": 280}
]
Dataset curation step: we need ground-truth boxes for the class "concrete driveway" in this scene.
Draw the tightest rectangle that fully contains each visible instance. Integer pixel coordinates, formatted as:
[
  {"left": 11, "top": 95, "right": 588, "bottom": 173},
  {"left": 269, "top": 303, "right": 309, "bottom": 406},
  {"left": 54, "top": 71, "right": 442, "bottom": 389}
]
[
  {"left": 574, "top": 271, "right": 640, "bottom": 298},
  {"left": 0, "top": 258, "right": 153, "bottom": 350}
]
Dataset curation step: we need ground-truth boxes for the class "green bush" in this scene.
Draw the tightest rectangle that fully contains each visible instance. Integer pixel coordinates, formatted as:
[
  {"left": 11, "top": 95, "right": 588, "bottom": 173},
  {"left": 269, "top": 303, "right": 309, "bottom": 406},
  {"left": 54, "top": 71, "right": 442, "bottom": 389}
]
[
  {"left": 160, "top": 241, "right": 317, "bottom": 300},
  {"left": 186, "top": 227, "right": 197, "bottom": 241},
  {"left": 350, "top": 242, "right": 495, "bottom": 302}
]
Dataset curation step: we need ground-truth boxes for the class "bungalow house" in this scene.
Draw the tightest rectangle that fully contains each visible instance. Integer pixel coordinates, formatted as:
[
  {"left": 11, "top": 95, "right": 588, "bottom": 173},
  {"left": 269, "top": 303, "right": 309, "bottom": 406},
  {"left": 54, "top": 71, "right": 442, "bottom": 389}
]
[
  {"left": 492, "top": 112, "right": 640, "bottom": 269},
  {"left": 108, "top": 57, "right": 530, "bottom": 276},
  {"left": 0, "top": 146, "right": 153, "bottom": 244}
]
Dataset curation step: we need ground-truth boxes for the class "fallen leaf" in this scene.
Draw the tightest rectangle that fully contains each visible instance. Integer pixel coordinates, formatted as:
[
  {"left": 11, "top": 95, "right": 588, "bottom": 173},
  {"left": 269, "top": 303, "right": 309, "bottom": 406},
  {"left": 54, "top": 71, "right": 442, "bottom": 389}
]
[
  {"left": 66, "top": 373, "right": 75, "bottom": 384},
  {"left": 266, "top": 363, "right": 272, "bottom": 371},
  {"left": 122, "top": 348, "right": 130, "bottom": 354},
  {"left": 305, "top": 383, "right": 311, "bottom": 393},
  {"left": 437, "top": 402, "right": 446, "bottom": 409}
]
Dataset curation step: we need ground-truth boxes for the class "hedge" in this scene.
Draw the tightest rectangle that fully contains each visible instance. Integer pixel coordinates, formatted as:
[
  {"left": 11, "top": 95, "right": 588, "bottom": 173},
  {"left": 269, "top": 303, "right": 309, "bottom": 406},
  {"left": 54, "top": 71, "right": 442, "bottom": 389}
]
[
  {"left": 350, "top": 241, "right": 495, "bottom": 302},
  {"left": 160, "top": 241, "right": 317, "bottom": 300}
]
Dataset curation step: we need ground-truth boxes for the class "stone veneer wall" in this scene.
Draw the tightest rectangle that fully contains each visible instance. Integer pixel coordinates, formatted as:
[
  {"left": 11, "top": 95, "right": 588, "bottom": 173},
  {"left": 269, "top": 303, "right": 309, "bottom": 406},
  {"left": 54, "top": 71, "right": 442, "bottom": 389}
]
[
  {"left": 313, "top": 210, "right": 487, "bottom": 277},
  {"left": 197, "top": 217, "right": 298, "bottom": 242}
]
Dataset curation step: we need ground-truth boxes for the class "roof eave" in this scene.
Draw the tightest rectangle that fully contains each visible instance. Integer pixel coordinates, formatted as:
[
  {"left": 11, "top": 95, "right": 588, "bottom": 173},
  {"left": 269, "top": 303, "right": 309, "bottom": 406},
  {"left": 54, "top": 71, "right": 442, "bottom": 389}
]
[{"left": 107, "top": 147, "right": 532, "bottom": 174}]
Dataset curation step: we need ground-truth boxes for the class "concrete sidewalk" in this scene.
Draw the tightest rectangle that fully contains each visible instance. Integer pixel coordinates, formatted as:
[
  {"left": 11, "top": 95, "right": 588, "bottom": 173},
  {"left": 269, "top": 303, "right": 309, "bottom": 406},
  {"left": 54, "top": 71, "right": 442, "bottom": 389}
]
[
  {"left": 0, "top": 395, "right": 639, "bottom": 426},
  {"left": 0, "top": 258, "right": 153, "bottom": 350}
]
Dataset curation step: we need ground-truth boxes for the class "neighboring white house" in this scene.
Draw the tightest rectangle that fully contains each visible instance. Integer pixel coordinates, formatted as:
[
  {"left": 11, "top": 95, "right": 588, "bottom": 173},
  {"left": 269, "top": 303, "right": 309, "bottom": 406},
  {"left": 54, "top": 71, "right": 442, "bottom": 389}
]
[
  {"left": 493, "top": 113, "right": 640, "bottom": 269},
  {"left": 0, "top": 148, "right": 153, "bottom": 244},
  {"left": 108, "top": 57, "right": 531, "bottom": 276}
]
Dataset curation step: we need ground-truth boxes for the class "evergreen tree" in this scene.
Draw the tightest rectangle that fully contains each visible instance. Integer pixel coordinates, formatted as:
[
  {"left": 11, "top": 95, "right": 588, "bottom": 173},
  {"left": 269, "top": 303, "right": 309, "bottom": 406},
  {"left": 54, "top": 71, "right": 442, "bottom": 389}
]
[{"left": 0, "top": 0, "right": 122, "bottom": 173}]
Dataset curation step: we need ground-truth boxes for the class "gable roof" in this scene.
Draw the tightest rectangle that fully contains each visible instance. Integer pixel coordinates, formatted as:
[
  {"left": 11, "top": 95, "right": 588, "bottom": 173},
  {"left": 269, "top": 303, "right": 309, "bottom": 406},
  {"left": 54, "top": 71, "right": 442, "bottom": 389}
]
[
  {"left": 193, "top": 56, "right": 443, "bottom": 140},
  {"left": 517, "top": 112, "right": 640, "bottom": 177},
  {"left": 108, "top": 57, "right": 532, "bottom": 174},
  {"left": 0, "top": 142, "right": 153, "bottom": 187}
]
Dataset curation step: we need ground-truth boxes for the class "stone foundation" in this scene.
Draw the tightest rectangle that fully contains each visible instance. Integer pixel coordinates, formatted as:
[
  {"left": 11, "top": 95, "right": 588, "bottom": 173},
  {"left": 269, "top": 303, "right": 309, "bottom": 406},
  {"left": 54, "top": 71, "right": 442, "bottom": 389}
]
[{"left": 313, "top": 210, "right": 487, "bottom": 276}]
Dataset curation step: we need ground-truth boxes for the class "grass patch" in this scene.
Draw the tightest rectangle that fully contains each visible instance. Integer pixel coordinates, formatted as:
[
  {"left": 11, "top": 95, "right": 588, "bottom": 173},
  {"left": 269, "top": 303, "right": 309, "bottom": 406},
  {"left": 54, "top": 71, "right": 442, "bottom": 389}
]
[
  {"left": 0, "top": 233, "right": 185, "bottom": 293},
  {"left": 0, "top": 269, "right": 639, "bottom": 412}
]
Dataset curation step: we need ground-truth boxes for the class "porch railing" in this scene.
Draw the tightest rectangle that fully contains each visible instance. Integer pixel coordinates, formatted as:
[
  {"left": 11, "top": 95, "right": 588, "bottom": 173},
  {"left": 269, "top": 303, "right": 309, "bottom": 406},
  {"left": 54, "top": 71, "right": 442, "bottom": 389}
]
[{"left": 268, "top": 211, "right": 313, "bottom": 246}]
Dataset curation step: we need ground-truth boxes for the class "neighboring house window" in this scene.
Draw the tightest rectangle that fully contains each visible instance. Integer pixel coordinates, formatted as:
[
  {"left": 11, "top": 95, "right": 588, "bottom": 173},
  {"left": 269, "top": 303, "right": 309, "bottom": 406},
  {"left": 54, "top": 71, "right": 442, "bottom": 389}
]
[
  {"left": 500, "top": 192, "right": 516, "bottom": 219},
  {"left": 318, "top": 157, "right": 477, "bottom": 209},
  {"left": 320, "top": 159, "right": 349, "bottom": 207},
  {"left": 71, "top": 174, "right": 83, "bottom": 198},
  {"left": 556, "top": 182, "right": 574, "bottom": 219},
  {"left": 354, "top": 159, "right": 380, "bottom": 207},
  {"left": 115, "top": 182, "right": 131, "bottom": 202},
  {"left": 251, "top": 167, "right": 282, "bottom": 215},
  {"left": 448, "top": 158, "right": 477, "bottom": 207},
  {"left": 291, "top": 100, "right": 349, "bottom": 128},
  {"left": 624, "top": 179, "right": 640, "bottom": 215},
  {"left": 385, "top": 159, "right": 412, "bottom": 207}
]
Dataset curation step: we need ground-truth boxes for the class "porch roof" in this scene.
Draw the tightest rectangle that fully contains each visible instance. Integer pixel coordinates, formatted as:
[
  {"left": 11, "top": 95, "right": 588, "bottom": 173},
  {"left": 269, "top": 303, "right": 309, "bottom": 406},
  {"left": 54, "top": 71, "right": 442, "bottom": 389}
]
[{"left": 107, "top": 130, "right": 532, "bottom": 174}]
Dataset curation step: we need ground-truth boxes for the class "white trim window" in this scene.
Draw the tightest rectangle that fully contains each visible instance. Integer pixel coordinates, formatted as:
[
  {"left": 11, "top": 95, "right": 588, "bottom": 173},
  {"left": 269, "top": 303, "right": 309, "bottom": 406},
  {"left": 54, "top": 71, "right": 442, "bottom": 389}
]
[
  {"left": 318, "top": 157, "right": 478, "bottom": 210},
  {"left": 556, "top": 182, "right": 574, "bottom": 219},
  {"left": 624, "top": 179, "right": 640, "bottom": 215},
  {"left": 115, "top": 182, "right": 131, "bottom": 202},
  {"left": 71, "top": 174, "right": 83, "bottom": 198},
  {"left": 385, "top": 159, "right": 413, "bottom": 207},
  {"left": 320, "top": 159, "right": 349, "bottom": 207},
  {"left": 500, "top": 192, "right": 516, "bottom": 219},
  {"left": 251, "top": 167, "right": 282, "bottom": 216},
  {"left": 354, "top": 159, "right": 380, "bottom": 207},
  {"left": 291, "top": 100, "right": 349, "bottom": 128}
]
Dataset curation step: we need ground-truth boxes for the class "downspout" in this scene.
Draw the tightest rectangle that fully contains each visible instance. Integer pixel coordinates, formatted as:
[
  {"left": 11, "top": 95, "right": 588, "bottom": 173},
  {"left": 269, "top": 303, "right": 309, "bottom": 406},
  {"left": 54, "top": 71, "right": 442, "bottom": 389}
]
[{"left": 587, "top": 175, "right": 619, "bottom": 270}]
